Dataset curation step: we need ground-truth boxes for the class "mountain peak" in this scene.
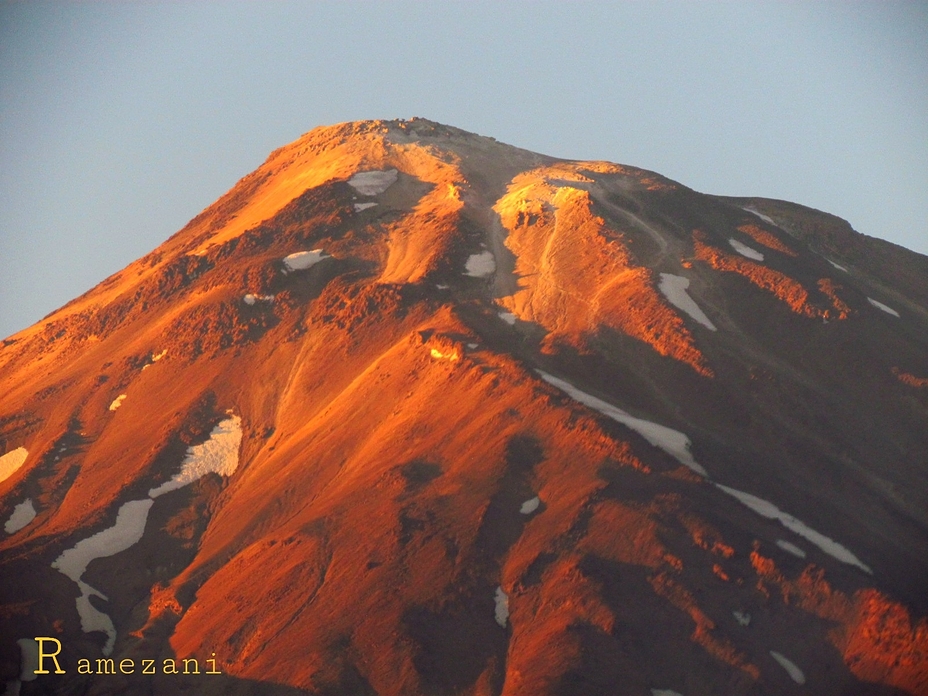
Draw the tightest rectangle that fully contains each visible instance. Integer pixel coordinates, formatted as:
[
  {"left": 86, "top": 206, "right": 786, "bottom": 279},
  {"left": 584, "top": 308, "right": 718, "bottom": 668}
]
[{"left": 2, "top": 120, "right": 927, "bottom": 696}]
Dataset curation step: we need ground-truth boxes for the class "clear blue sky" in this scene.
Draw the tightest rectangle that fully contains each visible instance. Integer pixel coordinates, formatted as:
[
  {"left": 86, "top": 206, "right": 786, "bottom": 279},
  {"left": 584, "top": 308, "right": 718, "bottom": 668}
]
[{"left": 2, "top": 1, "right": 926, "bottom": 340}]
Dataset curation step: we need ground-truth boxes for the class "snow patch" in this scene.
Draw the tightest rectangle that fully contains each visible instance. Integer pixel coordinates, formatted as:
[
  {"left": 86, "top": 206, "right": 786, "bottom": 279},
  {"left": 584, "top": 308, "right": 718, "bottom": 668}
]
[
  {"left": 498, "top": 311, "right": 516, "bottom": 325},
  {"left": 348, "top": 169, "right": 398, "bottom": 196},
  {"left": 75, "top": 581, "right": 117, "bottom": 655},
  {"left": 149, "top": 415, "right": 243, "bottom": 498},
  {"left": 52, "top": 499, "right": 154, "bottom": 583},
  {"left": 467, "top": 343, "right": 478, "bottom": 349},
  {"left": 494, "top": 586, "right": 509, "bottom": 627},
  {"left": 283, "top": 249, "right": 328, "bottom": 272},
  {"left": 435, "top": 284, "right": 449, "bottom": 290},
  {"left": 658, "top": 274, "right": 716, "bottom": 330},
  {"left": 17, "top": 639, "right": 38, "bottom": 681},
  {"left": 464, "top": 251, "right": 496, "bottom": 277},
  {"left": 867, "top": 297, "right": 900, "bottom": 317},
  {"left": 141, "top": 350, "right": 167, "bottom": 371},
  {"left": 537, "top": 371, "right": 708, "bottom": 477},
  {"left": 742, "top": 207, "right": 776, "bottom": 226},
  {"left": 776, "top": 539, "right": 807, "bottom": 558},
  {"left": 733, "top": 610, "right": 751, "bottom": 627},
  {"left": 52, "top": 498, "right": 154, "bottom": 655},
  {"left": 4, "top": 499, "right": 36, "bottom": 534},
  {"left": 651, "top": 690, "right": 684, "bottom": 696},
  {"left": 108, "top": 394, "right": 126, "bottom": 411},
  {"left": 353, "top": 202, "right": 377, "bottom": 212},
  {"left": 770, "top": 651, "right": 805, "bottom": 684},
  {"left": 243, "top": 294, "right": 274, "bottom": 306},
  {"left": 729, "top": 238, "right": 764, "bottom": 261},
  {"left": 715, "top": 484, "right": 871, "bottom": 573},
  {"left": 520, "top": 496, "right": 540, "bottom": 514},
  {"left": 0, "top": 447, "right": 28, "bottom": 484},
  {"left": 827, "top": 259, "right": 848, "bottom": 272}
]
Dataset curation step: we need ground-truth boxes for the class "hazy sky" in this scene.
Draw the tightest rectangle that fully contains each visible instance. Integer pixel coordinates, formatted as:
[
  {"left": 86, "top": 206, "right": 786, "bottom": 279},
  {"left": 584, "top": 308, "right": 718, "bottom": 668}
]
[{"left": 2, "top": 1, "right": 926, "bottom": 340}]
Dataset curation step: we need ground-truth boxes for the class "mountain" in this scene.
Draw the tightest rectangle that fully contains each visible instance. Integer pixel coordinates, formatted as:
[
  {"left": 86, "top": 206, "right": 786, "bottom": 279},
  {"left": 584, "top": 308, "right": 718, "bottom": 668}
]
[{"left": 1, "top": 118, "right": 927, "bottom": 696}]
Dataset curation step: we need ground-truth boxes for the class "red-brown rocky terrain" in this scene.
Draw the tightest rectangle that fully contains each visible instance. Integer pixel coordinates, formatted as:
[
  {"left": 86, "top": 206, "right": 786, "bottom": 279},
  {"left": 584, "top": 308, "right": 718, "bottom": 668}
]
[{"left": 1, "top": 119, "right": 926, "bottom": 695}]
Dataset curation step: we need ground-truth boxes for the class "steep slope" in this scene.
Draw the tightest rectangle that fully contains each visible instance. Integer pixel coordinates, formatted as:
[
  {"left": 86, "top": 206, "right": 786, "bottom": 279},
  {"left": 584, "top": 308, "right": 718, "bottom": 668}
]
[{"left": 1, "top": 119, "right": 926, "bottom": 696}]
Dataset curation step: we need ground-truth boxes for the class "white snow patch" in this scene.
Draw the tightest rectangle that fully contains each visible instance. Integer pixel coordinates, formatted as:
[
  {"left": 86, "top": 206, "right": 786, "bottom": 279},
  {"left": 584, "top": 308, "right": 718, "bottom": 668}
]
[
  {"left": 348, "top": 169, "right": 398, "bottom": 196},
  {"left": 867, "top": 297, "right": 900, "bottom": 317},
  {"left": 52, "top": 498, "right": 154, "bottom": 655},
  {"left": 353, "top": 202, "right": 378, "bottom": 212},
  {"left": 715, "top": 484, "right": 871, "bottom": 573},
  {"left": 494, "top": 586, "right": 509, "bottom": 627},
  {"left": 436, "top": 284, "right": 450, "bottom": 290},
  {"left": 733, "top": 610, "right": 751, "bottom": 627},
  {"left": 5, "top": 499, "right": 36, "bottom": 534},
  {"left": 148, "top": 415, "right": 243, "bottom": 498},
  {"left": 651, "top": 690, "right": 684, "bottom": 696},
  {"left": 75, "top": 581, "right": 117, "bottom": 655},
  {"left": 498, "top": 311, "right": 516, "bottom": 325},
  {"left": 776, "top": 539, "right": 807, "bottom": 558},
  {"left": 141, "top": 350, "right": 167, "bottom": 371},
  {"left": 742, "top": 207, "right": 776, "bottom": 226},
  {"left": 770, "top": 651, "right": 806, "bottom": 684},
  {"left": 827, "top": 259, "right": 848, "bottom": 272},
  {"left": 52, "top": 499, "right": 154, "bottom": 583},
  {"left": 17, "top": 639, "right": 38, "bottom": 681},
  {"left": 243, "top": 294, "right": 274, "bottom": 305},
  {"left": 520, "top": 496, "right": 540, "bottom": 514},
  {"left": 537, "top": 371, "right": 708, "bottom": 477},
  {"left": 658, "top": 274, "right": 716, "bottom": 330},
  {"left": 283, "top": 249, "right": 328, "bottom": 272},
  {"left": 465, "top": 251, "right": 496, "bottom": 277},
  {"left": 467, "top": 343, "right": 478, "bottom": 349},
  {"left": 108, "top": 394, "right": 126, "bottom": 411},
  {"left": 729, "top": 238, "right": 764, "bottom": 261},
  {"left": 0, "top": 447, "right": 28, "bottom": 484}
]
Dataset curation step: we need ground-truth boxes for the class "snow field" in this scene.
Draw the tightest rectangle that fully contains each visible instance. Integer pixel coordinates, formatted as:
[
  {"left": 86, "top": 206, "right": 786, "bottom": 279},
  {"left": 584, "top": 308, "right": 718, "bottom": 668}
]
[
  {"left": 464, "top": 251, "right": 496, "bottom": 277},
  {"left": 867, "top": 297, "right": 900, "bottom": 317},
  {"left": 715, "top": 484, "right": 871, "bottom": 573},
  {"left": 348, "top": 169, "right": 398, "bottom": 196},
  {"left": 658, "top": 273, "right": 716, "bottom": 330},
  {"left": 536, "top": 371, "right": 708, "bottom": 477},
  {"left": 770, "top": 651, "right": 805, "bottom": 684},
  {"left": 51, "top": 414, "right": 243, "bottom": 656},
  {"left": 494, "top": 587, "right": 509, "bottom": 627},
  {"left": 4, "top": 499, "right": 36, "bottom": 534},
  {"left": 283, "top": 249, "right": 328, "bottom": 272},
  {"left": 728, "top": 238, "right": 764, "bottom": 261}
]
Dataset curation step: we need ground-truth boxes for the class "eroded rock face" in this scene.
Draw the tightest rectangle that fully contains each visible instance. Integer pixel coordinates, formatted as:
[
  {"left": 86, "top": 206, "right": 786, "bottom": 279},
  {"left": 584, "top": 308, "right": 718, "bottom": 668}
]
[{"left": 1, "top": 118, "right": 927, "bottom": 696}]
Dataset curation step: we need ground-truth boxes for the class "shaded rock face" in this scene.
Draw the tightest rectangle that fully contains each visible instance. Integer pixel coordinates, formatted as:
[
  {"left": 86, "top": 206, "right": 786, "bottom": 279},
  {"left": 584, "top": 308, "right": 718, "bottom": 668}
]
[{"left": 1, "top": 118, "right": 927, "bottom": 696}]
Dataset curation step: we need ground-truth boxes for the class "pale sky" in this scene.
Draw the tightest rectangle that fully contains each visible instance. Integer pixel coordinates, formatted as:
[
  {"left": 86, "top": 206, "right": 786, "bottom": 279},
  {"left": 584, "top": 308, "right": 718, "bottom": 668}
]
[{"left": 2, "top": 1, "right": 926, "bottom": 340}]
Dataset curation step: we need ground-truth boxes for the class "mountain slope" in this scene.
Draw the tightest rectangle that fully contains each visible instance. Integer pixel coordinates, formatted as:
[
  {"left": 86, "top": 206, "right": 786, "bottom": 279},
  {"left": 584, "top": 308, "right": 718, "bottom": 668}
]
[{"left": 1, "top": 118, "right": 927, "bottom": 696}]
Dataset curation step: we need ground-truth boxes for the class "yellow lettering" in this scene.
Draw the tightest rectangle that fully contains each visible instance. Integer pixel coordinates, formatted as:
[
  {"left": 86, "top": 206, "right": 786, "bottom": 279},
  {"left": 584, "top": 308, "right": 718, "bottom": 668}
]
[
  {"left": 162, "top": 658, "right": 178, "bottom": 674},
  {"left": 34, "top": 637, "right": 65, "bottom": 674},
  {"left": 206, "top": 653, "right": 221, "bottom": 674},
  {"left": 182, "top": 658, "right": 199, "bottom": 674},
  {"left": 78, "top": 659, "right": 91, "bottom": 675},
  {"left": 95, "top": 658, "right": 115, "bottom": 674},
  {"left": 119, "top": 658, "right": 135, "bottom": 674},
  {"left": 141, "top": 659, "right": 155, "bottom": 675}
]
